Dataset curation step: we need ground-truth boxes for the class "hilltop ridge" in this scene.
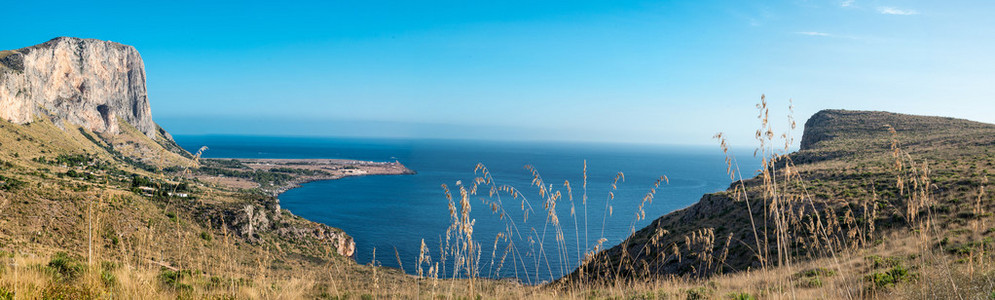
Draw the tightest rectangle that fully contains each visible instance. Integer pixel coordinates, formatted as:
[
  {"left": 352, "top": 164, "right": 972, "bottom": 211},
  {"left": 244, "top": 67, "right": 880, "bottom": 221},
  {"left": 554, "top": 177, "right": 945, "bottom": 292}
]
[
  {"left": 570, "top": 108, "right": 995, "bottom": 284},
  {"left": 800, "top": 109, "right": 995, "bottom": 151}
]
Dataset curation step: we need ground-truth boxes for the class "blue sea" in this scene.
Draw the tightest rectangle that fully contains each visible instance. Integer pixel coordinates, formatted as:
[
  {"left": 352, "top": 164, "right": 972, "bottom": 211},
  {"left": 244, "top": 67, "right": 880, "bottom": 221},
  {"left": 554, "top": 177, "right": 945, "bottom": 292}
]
[{"left": 174, "top": 135, "right": 756, "bottom": 283}]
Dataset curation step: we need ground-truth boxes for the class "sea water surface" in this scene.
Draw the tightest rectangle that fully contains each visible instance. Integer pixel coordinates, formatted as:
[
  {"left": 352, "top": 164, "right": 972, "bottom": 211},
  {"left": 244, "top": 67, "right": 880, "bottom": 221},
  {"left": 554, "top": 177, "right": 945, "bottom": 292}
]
[{"left": 175, "top": 135, "right": 756, "bottom": 283}]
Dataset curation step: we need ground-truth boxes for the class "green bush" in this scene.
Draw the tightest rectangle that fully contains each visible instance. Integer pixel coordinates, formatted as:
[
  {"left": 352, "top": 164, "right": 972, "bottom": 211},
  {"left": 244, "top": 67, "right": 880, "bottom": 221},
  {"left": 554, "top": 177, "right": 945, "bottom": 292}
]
[
  {"left": 0, "top": 175, "right": 26, "bottom": 191},
  {"left": 47, "top": 252, "right": 85, "bottom": 281},
  {"left": 159, "top": 269, "right": 195, "bottom": 291},
  {"left": 867, "top": 265, "right": 912, "bottom": 288},
  {"left": 686, "top": 287, "right": 711, "bottom": 300},
  {"left": 101, "top": 269, "right": 117, "bottom": 287},
  {"left": 795, "top": 267, "right": 835, "bottom": 288},
  {"left": 728, "top": 292, "right": 757, "bottom": 300}
]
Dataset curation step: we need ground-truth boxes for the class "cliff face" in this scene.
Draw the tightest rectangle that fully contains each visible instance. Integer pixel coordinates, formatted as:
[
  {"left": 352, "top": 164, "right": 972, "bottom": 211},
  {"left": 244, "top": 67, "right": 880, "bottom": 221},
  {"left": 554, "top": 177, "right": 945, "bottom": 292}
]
[{"left": 0, "top": 37, "right": 156, "bottom": 138}]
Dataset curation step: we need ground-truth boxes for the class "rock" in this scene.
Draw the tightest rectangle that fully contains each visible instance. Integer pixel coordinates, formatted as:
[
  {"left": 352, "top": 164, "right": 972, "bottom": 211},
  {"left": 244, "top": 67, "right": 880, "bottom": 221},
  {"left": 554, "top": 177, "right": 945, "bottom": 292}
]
[
  {"left": 274, "top": 225, "right": 356, "bottom": 257},
  {"left": 228, "top": 199, "right": 356, "bottom": 258},
  {"left": 0, "top": 37, "right": 158, "bottom": 138},
  {"left": 235, "top": 204, "right": 271, "bottom": 239}
]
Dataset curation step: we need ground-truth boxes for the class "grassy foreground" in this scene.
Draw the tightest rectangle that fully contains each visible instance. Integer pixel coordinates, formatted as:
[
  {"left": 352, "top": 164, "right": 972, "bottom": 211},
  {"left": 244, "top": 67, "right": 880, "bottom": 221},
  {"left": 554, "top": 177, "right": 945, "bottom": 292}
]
[{"left": 1, "top": 99, "right": 995, "bottom": 299}]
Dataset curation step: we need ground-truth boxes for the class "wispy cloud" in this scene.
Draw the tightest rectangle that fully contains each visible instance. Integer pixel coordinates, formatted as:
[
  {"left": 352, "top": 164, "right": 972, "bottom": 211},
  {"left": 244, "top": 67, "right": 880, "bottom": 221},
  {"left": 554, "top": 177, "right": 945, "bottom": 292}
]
[
  {"left": 795, "top": 31, "right": 863, "bottom": 40},
  {"left": 797, "top": 31, "right": 832, "bottom": 37},
  {"left": 840, "top": 0, "right": 855, "bottom": 7},
  {"left": 878, "top": 6, "right": 919, "bottom": 15}
]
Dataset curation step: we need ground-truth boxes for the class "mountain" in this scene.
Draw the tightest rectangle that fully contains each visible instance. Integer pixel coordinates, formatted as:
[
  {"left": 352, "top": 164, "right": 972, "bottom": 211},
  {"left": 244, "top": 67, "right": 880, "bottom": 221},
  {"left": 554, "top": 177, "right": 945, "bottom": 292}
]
[
  {"left": 0, "top": 37, "right": 199, "bottom": 169},
  {"left": 1, "top": 37, "right": 158, "bottom": 138}
]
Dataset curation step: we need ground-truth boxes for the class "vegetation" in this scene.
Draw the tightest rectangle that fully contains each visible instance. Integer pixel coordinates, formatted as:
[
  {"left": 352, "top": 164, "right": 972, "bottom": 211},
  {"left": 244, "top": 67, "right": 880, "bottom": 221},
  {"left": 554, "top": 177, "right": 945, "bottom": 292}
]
[
  {"left": 196, "top": 166, "right": 296, "bottom": 187},
  {"left": 1, "top": 96, "right": 995, "bottom": 298},
  {"left": 269, "top": 167, "right": 331, "bottom": 176}
]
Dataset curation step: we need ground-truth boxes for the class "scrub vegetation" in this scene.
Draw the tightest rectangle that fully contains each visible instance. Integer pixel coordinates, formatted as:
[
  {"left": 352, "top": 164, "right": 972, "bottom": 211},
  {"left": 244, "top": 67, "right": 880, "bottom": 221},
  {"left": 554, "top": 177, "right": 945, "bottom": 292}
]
[{"left": 1, "top": 97, "right": 994, "bottom": 299}]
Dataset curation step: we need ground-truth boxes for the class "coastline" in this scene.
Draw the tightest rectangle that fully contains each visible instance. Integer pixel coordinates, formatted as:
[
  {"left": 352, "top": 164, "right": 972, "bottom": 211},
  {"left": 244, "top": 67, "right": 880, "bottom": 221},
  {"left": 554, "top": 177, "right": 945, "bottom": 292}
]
[
  {"left": 192, "top": 157, "right": 416, "bottom": 258},
  {"left": 197, "top": 158, "right": 416, "bottom": 197}
]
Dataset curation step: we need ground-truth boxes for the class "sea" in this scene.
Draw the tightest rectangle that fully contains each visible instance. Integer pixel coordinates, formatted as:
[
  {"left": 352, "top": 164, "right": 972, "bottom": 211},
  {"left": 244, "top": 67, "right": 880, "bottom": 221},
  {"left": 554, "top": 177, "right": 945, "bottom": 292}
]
[{"left": 174, "top": 135, "right": 757, "bottom": 284}]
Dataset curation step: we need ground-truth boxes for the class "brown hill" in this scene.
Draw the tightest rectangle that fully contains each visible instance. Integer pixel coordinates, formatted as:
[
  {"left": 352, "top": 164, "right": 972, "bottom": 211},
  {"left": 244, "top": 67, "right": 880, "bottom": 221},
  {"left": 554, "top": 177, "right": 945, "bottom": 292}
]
[{"left": 570, "top": 109, "right": 995, "bottom": 283}]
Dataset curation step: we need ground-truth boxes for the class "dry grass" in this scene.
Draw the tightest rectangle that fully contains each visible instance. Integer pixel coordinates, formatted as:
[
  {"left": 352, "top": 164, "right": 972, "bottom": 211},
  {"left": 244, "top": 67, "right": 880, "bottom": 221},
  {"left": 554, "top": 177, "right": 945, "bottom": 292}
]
[{"left": 2, "top": 96, "right": 995, "bottom": 299}]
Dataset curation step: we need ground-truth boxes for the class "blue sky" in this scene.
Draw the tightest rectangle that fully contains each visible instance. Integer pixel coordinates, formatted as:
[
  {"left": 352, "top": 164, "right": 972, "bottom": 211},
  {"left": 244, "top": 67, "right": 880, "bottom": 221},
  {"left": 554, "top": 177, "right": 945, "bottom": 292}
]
[{"left": 4, "top": 0, "right": 994, "bottom": 146}]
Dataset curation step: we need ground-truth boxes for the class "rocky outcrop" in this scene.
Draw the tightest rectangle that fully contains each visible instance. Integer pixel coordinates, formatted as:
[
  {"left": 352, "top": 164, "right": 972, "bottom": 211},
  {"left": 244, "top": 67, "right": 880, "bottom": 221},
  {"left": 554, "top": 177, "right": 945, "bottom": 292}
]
[
  {"left": 227, "top": 198, "right": 356, "bottom": 257},
  {"left": 235, "top": 204, "right": 273, "bottom": 240},
  {"left": 0, "top": 37, "right": 157, "bottom": 138},
  {"left": 275, "top": 224, "right": 356, "bottom": 257}
]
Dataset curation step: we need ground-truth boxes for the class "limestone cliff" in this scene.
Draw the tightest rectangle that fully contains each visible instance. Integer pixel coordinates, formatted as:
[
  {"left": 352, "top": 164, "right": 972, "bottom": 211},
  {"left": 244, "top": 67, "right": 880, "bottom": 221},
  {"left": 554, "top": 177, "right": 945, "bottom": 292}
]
[{"left": 0, "top": 37, "right": 157, "bottom": 138}]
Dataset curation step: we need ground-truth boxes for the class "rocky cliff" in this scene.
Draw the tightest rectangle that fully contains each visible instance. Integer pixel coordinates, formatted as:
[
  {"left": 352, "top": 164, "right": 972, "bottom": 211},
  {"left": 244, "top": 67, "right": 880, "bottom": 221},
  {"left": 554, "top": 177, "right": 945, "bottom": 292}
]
[{"left": 0, "top": 37, "right": 157, "bottom": 138}]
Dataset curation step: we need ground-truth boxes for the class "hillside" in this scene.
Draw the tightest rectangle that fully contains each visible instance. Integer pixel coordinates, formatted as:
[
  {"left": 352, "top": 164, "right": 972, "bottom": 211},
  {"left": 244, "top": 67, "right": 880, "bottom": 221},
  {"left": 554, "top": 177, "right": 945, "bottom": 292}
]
[
  {"left": 0, "top": 117, "right": 428, "bottom": 297},
  {"left": 567, "top": 109, "right": 995, "bottom": 297},
  {"left": 0, "top": 38, "right": 422, "bottom": 298}
]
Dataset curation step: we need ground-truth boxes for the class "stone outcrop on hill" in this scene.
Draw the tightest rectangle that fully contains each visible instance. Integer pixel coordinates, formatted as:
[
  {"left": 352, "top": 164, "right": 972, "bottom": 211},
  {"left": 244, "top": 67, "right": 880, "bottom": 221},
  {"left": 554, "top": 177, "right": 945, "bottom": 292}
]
[
  {"left": 221, "top": 198, "right": 356, "bottom": 257},
  {"left": 0, "top": 37, "right": 157, "bottom": 138}
]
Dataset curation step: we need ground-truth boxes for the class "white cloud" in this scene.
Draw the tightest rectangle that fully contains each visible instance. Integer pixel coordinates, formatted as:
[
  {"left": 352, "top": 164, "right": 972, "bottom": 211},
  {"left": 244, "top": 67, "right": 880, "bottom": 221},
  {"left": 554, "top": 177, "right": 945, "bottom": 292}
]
[
  {"left": 878, "top": 7, "right": 919, "bottom": 15},
  {"left": 797, "top": 31, "right": 832, "bottom": 37},
  {"left": 841, "top": 0, "right": 855, "bottom": 7},
  {"left": 795, "top": 31, "right": 863, "bottom": 40}
]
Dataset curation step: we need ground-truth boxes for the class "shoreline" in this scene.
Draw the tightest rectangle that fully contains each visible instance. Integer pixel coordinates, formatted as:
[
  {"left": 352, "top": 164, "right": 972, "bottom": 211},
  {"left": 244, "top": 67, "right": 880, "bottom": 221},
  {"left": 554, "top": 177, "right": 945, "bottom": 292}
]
[
  {"left": 188, "top": 157, "right": 416, "bottom": 260},
  {"left": 197, "top": 158, "right": 416, "bottom": 197}
]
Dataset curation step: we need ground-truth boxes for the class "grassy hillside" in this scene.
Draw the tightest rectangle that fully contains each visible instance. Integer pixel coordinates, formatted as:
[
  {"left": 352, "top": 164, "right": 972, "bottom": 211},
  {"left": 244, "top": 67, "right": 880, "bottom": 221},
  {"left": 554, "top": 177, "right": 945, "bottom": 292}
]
[
  {"left": 567, "top": 106, "right": 995, "bottom": 298},
  {"left": 1, "top": 103, "right": 994, "bottom": 299},
  {"left": 0, "top": 116, "right": 419, "bottom": 298}
]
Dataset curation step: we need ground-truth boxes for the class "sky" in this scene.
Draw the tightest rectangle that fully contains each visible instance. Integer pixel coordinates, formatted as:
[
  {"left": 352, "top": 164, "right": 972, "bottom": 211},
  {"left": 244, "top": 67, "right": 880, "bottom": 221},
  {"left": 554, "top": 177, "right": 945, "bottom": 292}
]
[{"left": 4, "top": 0, "right": 995, "bottom": 146}]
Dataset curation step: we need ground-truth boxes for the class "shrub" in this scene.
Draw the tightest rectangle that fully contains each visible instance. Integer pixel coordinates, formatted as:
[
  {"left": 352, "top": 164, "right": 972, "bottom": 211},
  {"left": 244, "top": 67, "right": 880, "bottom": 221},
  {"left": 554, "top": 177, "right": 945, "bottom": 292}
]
[
  {"left": 0, "top": 175, "right": 26, "bottom": 191},
  {"left": 159, "top": 269, "right": 194, "bottom": 291},
  {"left": 867, "top": 265, "right": 912, "bottom": 288},
  {"left": 728, "top": 292, "right": 757, "bottom": 300},
  {"left": 686, "top": 287, "right": 711, "bottom": 300},
  {"left": 101, "top": 269, "right": 117, "bottom": 287},
  {"left": 47, "top": 252, "right": 84, "bottom": 281}
]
